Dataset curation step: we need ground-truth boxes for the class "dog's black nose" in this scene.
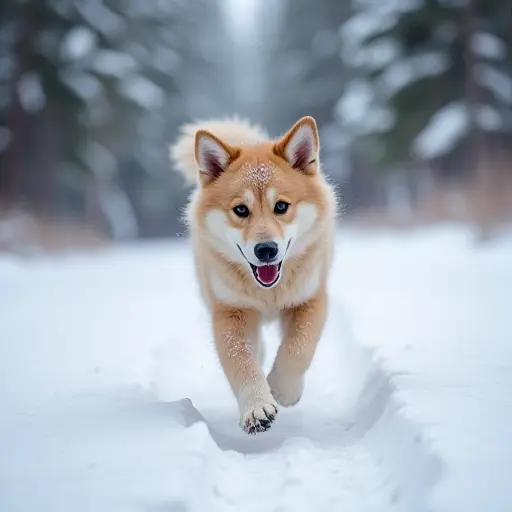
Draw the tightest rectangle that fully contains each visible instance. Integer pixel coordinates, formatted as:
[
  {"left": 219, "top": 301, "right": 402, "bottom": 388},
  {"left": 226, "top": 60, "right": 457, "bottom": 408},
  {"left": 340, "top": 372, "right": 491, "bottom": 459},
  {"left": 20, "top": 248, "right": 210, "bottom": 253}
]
[{"left": 254, "top": 242, "right": 278, "bottom": 263}]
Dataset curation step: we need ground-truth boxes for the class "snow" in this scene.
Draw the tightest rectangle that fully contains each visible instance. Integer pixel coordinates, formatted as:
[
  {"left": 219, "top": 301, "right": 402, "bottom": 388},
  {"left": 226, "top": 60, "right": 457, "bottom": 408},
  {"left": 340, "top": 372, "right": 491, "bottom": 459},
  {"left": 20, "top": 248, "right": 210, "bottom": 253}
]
[
  {"left": 61, "top": 70, "right": 104, "bottom": 102},
  {"left": 75, "top": 1, "right": 125, "bottom": 39},
  {"left": 471, "top": 32, "right": 507, "bottom": 61},
  {"left": 337, "top": 80, "right": 395, "bottom": 134},
  {"left": 413, "top": 102, "right": 469, "bottom": 159},
  {"left": 151, "top": 46, "right": 181, "bottom": 75},
  {"left": 1, "top": 226, "right": 511, "bottom": 511},
  {"left": 60, "top": 26, "right": 97, "bottom": 61},
  {"left": 17, "top": 72, "right": 45, "bottom": 113},
  {"left": 91, "top": 50, "right": 138, "bottom": 78},
  {"left": 475, "top": 63, "right": 512, "bottom": 105},
  {"left": 340, "top": 0, "right": 423, "bottom": 49},
  {"left": 379, "top": 52, "right": 450, "bottom": 98},
  {"left": 476, "top": 104, "right": 503, "bottom": 131},
  {"left": 414, "top": 98, "right": 505, "bottom": 158},
  {"left": 79, "top": 140, "right": 117, "bottom": 177},
  {"left": 99, "top": 184, "right": 139, "bottom": 240},
  {"left": 335, "top": 226, "right": 512, "bottom": 511},
  {"left": 340, "top": 12, "right": 396, "bottom": 49},
  {"left": 118, "top": 75, "right": 166, "bottom": 110},
  {"left": 414, "top": 79, "right": 510, "bottom": 160},
  {"left": 342, "top": 37, "right": 402, "bottom": 72}
]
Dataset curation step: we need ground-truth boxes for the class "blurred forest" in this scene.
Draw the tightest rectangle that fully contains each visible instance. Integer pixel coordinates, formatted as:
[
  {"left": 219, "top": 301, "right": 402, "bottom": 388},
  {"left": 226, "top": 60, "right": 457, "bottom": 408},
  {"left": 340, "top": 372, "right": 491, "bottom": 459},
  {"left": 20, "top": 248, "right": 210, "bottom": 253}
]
[{"left": 1, "top": 0, "right": 511, "bottom": 250}]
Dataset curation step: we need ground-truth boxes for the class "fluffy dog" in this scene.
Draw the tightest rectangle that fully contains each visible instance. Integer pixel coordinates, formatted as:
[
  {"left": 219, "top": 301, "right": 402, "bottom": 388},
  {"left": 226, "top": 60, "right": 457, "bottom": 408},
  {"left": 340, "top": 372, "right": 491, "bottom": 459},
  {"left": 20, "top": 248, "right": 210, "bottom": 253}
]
[{"left": 169, "top": 116, "right": 337, "bottom": 434}]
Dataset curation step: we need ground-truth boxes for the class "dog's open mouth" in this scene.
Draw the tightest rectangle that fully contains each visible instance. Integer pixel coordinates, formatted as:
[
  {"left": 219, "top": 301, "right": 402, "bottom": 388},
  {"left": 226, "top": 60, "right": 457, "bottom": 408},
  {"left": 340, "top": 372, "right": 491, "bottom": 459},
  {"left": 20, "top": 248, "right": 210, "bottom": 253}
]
[{"left": 250, "top": 262, "right": 282, "bottom": 287}]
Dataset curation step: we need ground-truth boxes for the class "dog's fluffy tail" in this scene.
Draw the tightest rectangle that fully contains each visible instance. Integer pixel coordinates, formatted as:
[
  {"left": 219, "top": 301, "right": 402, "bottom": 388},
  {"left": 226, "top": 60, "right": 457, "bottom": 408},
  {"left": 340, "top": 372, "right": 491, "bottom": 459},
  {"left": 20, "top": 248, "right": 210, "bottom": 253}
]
[{"left": 169, "top": 116, "right": 269, "bottom": 184}]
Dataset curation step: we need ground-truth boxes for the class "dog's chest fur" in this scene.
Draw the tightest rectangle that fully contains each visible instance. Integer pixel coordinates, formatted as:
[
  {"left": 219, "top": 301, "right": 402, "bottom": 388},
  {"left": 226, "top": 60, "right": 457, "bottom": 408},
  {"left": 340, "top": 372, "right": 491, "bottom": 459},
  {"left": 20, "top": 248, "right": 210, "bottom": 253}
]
[{"left": 192, "top": 235, "right": 330, "bottom": 319}]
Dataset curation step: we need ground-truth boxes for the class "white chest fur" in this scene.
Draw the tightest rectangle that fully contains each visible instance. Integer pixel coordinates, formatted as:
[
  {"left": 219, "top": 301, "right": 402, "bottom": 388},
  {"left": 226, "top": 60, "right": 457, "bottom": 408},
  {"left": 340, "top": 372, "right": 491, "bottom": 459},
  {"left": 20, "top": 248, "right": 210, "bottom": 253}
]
[{"left": 207, "top": 246, "right": 324, "bottom": 315}]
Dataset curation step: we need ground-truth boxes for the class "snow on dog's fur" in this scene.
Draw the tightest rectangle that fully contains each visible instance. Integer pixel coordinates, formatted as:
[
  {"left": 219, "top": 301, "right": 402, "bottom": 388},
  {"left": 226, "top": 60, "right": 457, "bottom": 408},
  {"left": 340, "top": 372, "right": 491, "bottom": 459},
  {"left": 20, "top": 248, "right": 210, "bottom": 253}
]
[{"left": 169, "top": 116, "right": 338, "bottom": 434}]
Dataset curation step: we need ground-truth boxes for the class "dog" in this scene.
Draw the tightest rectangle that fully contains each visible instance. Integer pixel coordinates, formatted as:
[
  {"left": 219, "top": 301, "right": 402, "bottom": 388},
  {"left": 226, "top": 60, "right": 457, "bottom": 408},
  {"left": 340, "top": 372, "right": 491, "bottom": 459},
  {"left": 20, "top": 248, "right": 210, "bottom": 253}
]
[{"left": 169, "top": 115, "right": 338, "bottom": 434}]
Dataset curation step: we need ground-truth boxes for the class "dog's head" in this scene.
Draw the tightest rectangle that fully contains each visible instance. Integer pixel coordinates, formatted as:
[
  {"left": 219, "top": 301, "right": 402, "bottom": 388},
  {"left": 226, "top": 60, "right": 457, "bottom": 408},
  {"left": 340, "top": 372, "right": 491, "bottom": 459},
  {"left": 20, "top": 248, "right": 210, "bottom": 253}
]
[{"left": 193, "top": 116, "right": 332, "bottom": 289}]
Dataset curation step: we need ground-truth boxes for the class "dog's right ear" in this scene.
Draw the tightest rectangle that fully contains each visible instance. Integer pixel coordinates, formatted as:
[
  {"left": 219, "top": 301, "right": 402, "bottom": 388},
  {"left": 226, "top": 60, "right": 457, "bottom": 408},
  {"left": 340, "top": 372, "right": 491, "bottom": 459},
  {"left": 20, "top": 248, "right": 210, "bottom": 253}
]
[{"left": 194, "top": 130, "right": 239, "bottom": 185}]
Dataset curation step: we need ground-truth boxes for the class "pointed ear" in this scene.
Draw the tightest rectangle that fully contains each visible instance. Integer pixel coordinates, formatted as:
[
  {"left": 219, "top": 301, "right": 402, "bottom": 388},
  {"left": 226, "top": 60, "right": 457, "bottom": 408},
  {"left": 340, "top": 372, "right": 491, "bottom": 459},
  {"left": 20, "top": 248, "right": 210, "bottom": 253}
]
[
  {"left": 273, "top": 116, "right": 319, "bottom": 173},
  {"left": 194, "top": 130, "right": 239, "bottom": 184}
]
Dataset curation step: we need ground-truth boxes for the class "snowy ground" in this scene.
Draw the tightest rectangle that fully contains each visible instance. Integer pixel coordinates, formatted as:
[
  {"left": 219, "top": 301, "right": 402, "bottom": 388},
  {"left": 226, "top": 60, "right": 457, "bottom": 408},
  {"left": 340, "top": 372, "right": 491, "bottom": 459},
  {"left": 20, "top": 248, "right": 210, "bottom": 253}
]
[{"left": 1, "top": 225, "right": 511, "bottom": 512}]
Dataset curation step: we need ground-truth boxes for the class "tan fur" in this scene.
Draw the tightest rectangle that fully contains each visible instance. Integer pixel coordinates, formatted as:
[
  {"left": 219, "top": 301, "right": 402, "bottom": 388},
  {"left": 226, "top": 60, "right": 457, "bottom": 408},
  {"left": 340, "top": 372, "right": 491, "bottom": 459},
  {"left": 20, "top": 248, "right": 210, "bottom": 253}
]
[{"left": 169, "top": 115, "right": 338, "bottom": 434}]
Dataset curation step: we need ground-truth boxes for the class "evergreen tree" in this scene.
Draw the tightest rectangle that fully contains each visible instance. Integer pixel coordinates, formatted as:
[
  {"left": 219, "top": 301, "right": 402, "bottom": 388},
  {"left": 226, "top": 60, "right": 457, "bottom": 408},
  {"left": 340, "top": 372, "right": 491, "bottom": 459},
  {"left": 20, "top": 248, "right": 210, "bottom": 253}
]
[
  {"left": 338, "top": 0, "right": 512, "bottom": 174},
  {"left": 0, "top": 0, "right": 230, "bottom": 238},
  {"left": 264, "top": 0, "right": 350, "bottom": 136}
]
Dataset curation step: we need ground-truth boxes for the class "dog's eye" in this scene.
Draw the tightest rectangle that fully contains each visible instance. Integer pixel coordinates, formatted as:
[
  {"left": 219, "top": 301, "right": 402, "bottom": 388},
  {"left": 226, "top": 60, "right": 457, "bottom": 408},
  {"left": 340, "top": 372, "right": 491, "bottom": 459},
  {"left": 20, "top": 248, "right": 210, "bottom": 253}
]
[
  {"left": 274, "top": 201, "right": 289, "bottom": 214},
  {"left": 233, "top": 204, "right": 250, "bottom": 218}
]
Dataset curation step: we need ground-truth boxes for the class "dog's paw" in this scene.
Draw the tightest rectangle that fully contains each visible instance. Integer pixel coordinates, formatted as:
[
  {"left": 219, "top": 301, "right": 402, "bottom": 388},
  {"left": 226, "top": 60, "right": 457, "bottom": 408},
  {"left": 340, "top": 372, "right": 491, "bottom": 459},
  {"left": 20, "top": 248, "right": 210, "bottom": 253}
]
[
  {"left": 240, "top": 398, "right": 278, "bottom": 435},
  {"left": 267, "top": 370, "right": 304, "bottom": 407}
]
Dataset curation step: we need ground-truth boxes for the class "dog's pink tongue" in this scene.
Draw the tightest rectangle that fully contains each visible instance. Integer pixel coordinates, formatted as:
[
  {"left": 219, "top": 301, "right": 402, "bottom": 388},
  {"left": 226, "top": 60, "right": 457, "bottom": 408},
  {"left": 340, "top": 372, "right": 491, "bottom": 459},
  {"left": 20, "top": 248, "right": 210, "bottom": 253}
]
[{"left": 256, "top": 264, "right": 279, "bottom": 284}]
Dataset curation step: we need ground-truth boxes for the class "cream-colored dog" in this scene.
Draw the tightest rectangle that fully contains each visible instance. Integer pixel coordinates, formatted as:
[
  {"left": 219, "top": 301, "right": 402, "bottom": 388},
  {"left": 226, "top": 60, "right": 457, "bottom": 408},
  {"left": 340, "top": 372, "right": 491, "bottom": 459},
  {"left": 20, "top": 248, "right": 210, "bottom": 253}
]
[{"left": 169, "top": 116, "right": 337, "bottom": 434}]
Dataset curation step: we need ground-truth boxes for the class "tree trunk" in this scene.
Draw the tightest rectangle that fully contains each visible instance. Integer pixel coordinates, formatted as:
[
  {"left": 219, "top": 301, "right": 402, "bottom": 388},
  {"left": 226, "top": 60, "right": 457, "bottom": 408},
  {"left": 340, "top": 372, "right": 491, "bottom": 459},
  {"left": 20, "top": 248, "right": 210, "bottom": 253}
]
[
  {"left": 0, "top": 1, "right": 39, "bottom": 211},
  {"left": 464, "top": 0, "right": 493, "bottom": 241}
]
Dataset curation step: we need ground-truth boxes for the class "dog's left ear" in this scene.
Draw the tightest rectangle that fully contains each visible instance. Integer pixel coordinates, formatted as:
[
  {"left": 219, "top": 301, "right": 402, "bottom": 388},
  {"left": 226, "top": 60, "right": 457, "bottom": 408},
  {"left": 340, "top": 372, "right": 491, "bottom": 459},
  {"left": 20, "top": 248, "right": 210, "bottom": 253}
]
[{"left": 273, "top": 116, "right": 319, "bottom": 174}]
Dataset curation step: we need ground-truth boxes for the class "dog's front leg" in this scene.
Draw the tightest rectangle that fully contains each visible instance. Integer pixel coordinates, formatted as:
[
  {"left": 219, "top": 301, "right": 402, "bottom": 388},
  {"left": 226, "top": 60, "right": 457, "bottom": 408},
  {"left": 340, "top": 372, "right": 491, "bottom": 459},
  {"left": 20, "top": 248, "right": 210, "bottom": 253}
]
[
  {"left": 267, "top": 291, "right": 327, "bottom": 407},
  {"left": 212, "top": 305, "right": 278, "bottom": 434}
]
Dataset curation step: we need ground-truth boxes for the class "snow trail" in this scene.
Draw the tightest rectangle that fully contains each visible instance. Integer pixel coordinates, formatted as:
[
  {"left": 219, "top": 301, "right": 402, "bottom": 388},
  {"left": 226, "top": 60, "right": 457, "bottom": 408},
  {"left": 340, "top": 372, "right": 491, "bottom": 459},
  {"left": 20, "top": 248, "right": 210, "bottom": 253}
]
[
  {"left": 150, "top": 295, "right": 441, "bottom": 511},
  {"left": 3, "top": 226, "right": 509, "bottom": 510}
]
